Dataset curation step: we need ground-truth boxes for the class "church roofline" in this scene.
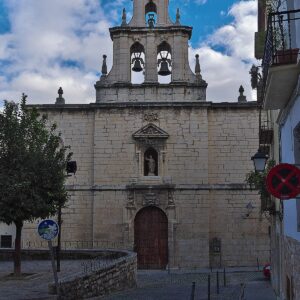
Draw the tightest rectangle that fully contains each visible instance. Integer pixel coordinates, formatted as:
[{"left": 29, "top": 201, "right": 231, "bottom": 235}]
[
  {"left": 109, "top": 26, "right": 193, "bottom": 39},
  {"left": 27, "top": 101, "right": 259, "bottom": 111},
  {"left": 94, "top": 81, "right": 208, "bottom": 89}
]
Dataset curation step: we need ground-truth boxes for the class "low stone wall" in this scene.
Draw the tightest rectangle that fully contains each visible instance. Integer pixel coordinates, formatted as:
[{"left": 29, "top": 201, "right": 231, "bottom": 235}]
[
  {"left": 0, "top": 249, "right": 125, "bottom": 261},
  {"left": 51, "top": 250, "right": 137, "bottom": 299}
]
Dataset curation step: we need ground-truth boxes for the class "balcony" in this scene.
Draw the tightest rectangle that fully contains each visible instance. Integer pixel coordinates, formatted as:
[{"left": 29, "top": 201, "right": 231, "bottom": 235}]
[
  {"left": 260, "top": 121, "right": 273, "bottom": 145},
  {"left": 262, "top": 9, "right": 300, "bottom": 110}
]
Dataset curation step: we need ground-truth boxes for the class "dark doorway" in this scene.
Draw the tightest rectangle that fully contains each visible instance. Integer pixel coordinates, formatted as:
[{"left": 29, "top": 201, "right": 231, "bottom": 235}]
[
  {"left": 134, "top": 206, "right": 168, "bottom": 269},
  {"left": 0, "top": 235, "right": 12, "bottom": 248},
  {"left": 144, "top": 147, "right": 158, "bottom": 176}
]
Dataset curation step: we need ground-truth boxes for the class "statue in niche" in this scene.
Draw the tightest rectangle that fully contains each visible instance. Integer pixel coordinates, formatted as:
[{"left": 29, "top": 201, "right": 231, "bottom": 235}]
[
  {"left": 145, "top": 155, "right": 156, "bottom": 176},
  {"left": 144, "top": 147, "right": 158, "bottom": 176}
]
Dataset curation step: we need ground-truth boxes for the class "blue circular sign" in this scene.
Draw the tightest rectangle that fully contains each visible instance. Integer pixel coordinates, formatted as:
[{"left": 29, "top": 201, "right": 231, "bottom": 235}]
[{"left": 38, "top": 220, "right": 59, "bottom": 241}]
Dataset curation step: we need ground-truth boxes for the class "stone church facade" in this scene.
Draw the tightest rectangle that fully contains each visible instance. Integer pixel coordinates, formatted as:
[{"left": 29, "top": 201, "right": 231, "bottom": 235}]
[{"left": 20, "top": 0, "right": 270, "bottom": 269}]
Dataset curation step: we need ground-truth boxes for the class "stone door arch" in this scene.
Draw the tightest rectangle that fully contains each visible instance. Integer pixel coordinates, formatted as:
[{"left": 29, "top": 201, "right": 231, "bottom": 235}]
[{"left": 134, "top": 206, "right": 168, "bottom": 269}]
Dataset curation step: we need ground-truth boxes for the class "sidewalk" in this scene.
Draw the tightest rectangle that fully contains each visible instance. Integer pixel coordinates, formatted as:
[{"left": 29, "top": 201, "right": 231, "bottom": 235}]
[
  {"left": 0, "top": 261, "right": 276, "bottom": 300},
  {"left": 244, "top": 280, "right": 277, "bottom": 300}
]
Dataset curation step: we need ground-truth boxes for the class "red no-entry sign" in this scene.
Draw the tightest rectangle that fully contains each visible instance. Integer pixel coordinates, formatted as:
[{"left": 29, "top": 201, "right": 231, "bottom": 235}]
[{"left": 266, "top": 163, "right": 300, "bottom": 199}]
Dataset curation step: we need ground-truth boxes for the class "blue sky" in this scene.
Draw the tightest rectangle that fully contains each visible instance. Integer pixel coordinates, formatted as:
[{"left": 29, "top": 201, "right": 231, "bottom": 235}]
[{"left": 0, "top": 0, "right": 258, "bottom": 105}]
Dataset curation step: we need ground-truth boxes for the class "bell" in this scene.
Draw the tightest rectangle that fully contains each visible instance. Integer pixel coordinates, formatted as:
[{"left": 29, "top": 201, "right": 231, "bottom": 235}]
[
  {"left": 158, "top": 60, "right": 171, "bottom": 76},
  {"left": 132, "top": 59, "right": 143, "bottom": 72}
]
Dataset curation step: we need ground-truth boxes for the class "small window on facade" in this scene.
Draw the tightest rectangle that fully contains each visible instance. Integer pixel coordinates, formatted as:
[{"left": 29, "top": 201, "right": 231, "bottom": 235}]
[
  {"left": 1, "top": 235, "right": 12, "bottom": 248},
  {"left": 144, "top": 147, "right": 158, "bottom": 176}
]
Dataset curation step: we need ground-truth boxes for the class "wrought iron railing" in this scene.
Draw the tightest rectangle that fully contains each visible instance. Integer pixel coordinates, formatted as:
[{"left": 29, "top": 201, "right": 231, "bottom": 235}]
[
  {"left": 259, "top": 121, "right": 273, "bottom": 146},
  {"left": 0, "top": 240, "right": 132, "bottom": 250},
  {"left": 262, "top": 9, "right": 300, "bottom": 92}
]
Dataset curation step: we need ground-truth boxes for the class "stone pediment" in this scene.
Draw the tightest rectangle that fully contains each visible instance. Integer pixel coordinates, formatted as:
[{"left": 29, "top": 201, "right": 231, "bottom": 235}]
[{"left": 132, "top": 123, "right": 169, "bottom": 139}]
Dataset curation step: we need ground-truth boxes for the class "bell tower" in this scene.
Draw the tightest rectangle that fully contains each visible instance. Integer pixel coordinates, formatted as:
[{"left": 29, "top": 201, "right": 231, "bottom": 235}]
[{"left": 95, "top": 0, "right": 207, "bottom": 102}]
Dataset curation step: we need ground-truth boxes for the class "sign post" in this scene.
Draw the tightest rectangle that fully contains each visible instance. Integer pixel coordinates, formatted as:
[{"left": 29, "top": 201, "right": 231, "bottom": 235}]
[
  {"left": 266, "top": 163, "right": 300, "bottom": 199},
  {"left": 38, "top": 220, "right": 60, "bottom": 297}
]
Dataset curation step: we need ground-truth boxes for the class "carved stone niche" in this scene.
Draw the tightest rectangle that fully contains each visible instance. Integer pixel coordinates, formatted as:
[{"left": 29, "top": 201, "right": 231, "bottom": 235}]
[
  {"left": 132, "top": 123, "right": 169, "bottom": 178},
  {"left": 133, "top": 123, "right": 169, "bottom": 140}
]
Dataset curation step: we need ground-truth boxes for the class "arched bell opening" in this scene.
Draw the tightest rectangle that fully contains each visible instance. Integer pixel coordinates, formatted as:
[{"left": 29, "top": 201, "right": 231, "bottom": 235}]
[
  {"left": 144, "top": 147, "right": 158, "bottom": 176},
  {"left": 130, "top": 42, "right": 145, "bottom": 84},
  {"left": 157, "top": 41, "right": 172, "bottom": 84},
  {"left": 145, "top": 1, "right": 157, "bottom": 28}
]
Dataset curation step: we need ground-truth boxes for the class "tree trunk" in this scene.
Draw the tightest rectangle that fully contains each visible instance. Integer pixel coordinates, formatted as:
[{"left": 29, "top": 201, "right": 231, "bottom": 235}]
[{"left": 14, "top": 221, "right": 23, "bottom": 277}]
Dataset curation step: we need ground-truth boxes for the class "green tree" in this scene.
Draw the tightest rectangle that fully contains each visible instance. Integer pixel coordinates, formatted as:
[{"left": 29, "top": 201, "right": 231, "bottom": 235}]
[
  {"left": 245, "top": 159, "right": 276, "bottom": 212},
  {"left": 0, "top": 94, "right": 72, "bottom": 276}
]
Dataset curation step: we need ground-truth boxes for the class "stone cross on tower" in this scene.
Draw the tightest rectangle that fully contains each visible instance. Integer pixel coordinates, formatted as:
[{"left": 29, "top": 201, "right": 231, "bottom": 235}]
[{"left": 95, "top": 0, "right": 207, "bottom": 102}]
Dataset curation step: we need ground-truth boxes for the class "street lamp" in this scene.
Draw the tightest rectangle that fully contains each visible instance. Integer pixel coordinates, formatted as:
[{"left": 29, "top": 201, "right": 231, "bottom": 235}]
[{"left": 251, "top": 149, "right": 268, "bottom": 172}]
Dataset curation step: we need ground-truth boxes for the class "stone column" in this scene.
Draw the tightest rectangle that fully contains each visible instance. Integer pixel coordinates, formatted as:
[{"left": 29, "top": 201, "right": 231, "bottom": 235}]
[
  {"left": 172, "top": 35, "right": 190, "bottom": 82},
  {"left": 117, "top": 35, "right": 131, "bottom": 83},
  {"left": 145, "top": 33, "right": 158, "bottom": 83}
]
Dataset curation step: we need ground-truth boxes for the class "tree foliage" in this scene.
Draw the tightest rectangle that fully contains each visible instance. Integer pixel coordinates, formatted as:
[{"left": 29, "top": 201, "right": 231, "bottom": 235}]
[
  {"left": 0, "top": 94, "right": 72, "bottom": 225},
  {"left": 0, "top": 94, "right": 72, "bottom": 275},
  {"left": 245, "top": 159, "right": 276, "bottom": 212},
  {"left": 266, "top": 0, "right": 287, "bottom": 13}
]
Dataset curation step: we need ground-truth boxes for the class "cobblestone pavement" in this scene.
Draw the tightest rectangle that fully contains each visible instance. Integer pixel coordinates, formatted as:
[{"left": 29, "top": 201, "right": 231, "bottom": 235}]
[
  {"left": 0, "top": 260, "right": 88, "bottom": 300},
  {"left": 0, "top": 261, "right": 276, "bottom": 300},
  {"left": 102, "top": 269, "right": 276, "bottom": 300}
]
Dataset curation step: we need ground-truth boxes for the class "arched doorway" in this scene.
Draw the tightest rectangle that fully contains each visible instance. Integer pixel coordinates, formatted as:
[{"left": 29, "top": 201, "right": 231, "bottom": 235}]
[{"left": 134, "top": 206, "right": 168, "bottom": 269}]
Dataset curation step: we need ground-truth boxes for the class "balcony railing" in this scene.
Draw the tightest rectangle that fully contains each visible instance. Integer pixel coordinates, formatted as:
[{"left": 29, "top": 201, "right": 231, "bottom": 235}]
[
  {"left": 259, "top": 121, "right": 273, "bottom": 145},
  {"left": 262, "top": 9, "right": 300, "bottom": 93}
]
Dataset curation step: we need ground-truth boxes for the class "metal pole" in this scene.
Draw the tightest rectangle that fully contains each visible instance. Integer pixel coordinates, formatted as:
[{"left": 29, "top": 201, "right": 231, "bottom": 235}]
[
  {"left": 48, "top": 241, "right": 60, "bottom": 298},
  {"left": 190, "top": 282, "right": 195, "bottom": 300},
  {"left": 223, "top": 268, "right": 226, "bottom": 287},
  {"left": 208, "top": 275, "right": 211, "bottom": 300},
  {"left": 56, "top": 204, "right": 62, "bottom": 272},
  {"left": 217, "top": 271, "right": 219, "bottom": 294},
  {"left": 257, "top": 257, "right": 260, "bottom": 271}
]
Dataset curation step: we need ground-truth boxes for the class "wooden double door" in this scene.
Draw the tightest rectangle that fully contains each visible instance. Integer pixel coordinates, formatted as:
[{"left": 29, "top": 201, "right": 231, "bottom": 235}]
[{"left": 134, "top": 206, "right": 168, "bottom": 269}]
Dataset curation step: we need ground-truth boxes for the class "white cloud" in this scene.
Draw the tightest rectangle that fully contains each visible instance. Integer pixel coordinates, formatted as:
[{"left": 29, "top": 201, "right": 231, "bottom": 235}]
[
  {"left": 190, "top": 0, "right": 258, "bottom": 101},
  {"left": 194, "top": 0, "right": 207, "bottom": 5},
  {"left": 0, "top": 0, "right": 114, "bottom": 104},
  {"left": 207, "top": 1, "right": 257, "bottom": 60},
  {"left": 0, "top": 0, "right": 258, "bottom": 104}
]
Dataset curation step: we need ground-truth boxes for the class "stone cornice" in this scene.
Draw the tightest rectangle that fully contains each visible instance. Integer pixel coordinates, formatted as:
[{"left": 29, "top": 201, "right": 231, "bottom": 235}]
[
  {"left": 109, "top": 25, "right": 193, "bottom": 39},
  {"left": 65, "top": 183, "right": 252, "bottom": 191},
  {"left": 27, "top": 101, "right": 259, "bottom": 111},
  {"left": 94, "top": 81, "right": 208, "bottom": 89}
]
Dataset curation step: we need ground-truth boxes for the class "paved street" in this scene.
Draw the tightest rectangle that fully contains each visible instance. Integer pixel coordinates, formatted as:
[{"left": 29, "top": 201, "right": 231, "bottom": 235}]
[
  {"left": 102, "top": 269, "right": 276, "bottom": 300},
  {"left": 0, "top": 261, "right": 276, "bottom": 300}
]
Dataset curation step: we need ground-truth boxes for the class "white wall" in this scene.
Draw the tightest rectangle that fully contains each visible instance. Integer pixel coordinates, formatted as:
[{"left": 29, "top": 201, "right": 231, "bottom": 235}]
[
  {"left": 281, "top": 94, "right": 300, "bottom": 240},
  {"left": 0, "top": 223, "right": 15, "bottom": 248}
]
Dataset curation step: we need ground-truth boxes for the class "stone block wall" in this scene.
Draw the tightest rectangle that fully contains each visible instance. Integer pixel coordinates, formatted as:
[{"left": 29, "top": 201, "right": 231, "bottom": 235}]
[
  {"left": 283, "top": 236, "right": 300, "bottom": 300},
  {"left": 20, "top": 102, "right": 270, "bottom": 269},
  {"left": 53, "top": 251, "right": 137, "bottom": 300},
  {"left": 208, "top": 107, "right": 259, "bottom": 185},
  {"left": 174, "top": 190, "right": 210, "bottom": 268},
  {"left": 209, "top": 190, "right": 270, "bottom": 267},
  {"left": 43, "top": 109, "right": 95, "bottom": 187},
  {"left": 95, "top": 84, "right": 207, "bottom": 102}
]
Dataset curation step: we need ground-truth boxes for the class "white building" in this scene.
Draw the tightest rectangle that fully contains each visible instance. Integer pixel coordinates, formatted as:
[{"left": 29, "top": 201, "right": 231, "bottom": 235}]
[{"left": 257, "top": 0, "right": 300, "bottom": 298}]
